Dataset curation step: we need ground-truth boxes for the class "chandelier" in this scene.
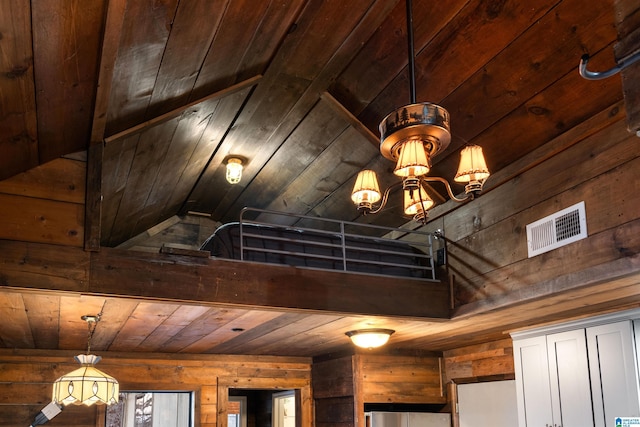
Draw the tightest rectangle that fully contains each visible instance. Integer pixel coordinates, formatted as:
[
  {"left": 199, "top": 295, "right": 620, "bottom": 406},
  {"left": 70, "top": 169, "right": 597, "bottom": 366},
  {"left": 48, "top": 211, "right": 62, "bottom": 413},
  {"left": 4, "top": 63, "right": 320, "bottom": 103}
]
[
  {"left": 351, "top": 0, "right": 490, "bottom": 223},
  {"left": 52, "top": 314, "right": 119, "bottom": 406}
]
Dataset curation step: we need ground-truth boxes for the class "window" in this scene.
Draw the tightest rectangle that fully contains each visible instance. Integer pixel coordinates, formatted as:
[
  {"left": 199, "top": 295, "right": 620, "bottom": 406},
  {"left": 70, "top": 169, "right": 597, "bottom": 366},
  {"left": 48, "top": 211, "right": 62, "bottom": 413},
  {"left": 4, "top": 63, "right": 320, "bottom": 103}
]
[
  {"left": 228, "top": 396, "right": 247, "bottom": 427},
  {"left": 106, "top": 392, "right": 193, "bottom": 427}
]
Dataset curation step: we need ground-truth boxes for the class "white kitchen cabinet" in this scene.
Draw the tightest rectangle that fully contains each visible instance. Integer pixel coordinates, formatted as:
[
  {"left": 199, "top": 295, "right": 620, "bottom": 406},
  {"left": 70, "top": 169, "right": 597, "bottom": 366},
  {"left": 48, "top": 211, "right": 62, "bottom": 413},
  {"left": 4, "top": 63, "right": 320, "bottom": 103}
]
[
  {"left": 546, "top": 329, "right": 593, "bottom": 427},
  {"left": 513, "top": 335, "right": 554, "bottom": 427},
  {"left": 587, "top": 321, "right": 640, "bottom": 427},
  {"left": 513, "top": 330, "right": 592, "bottom": 427},
  {"left": 512, "top": 316, "right": 640, "bottom": 427}
]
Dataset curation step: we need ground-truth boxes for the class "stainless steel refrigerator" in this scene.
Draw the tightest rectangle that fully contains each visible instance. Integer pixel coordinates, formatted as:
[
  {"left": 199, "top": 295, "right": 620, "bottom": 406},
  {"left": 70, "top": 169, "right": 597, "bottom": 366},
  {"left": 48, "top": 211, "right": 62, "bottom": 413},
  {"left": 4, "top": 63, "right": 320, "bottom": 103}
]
[{"left": 366, "top": 412, "right": 451, "bottom": 427}]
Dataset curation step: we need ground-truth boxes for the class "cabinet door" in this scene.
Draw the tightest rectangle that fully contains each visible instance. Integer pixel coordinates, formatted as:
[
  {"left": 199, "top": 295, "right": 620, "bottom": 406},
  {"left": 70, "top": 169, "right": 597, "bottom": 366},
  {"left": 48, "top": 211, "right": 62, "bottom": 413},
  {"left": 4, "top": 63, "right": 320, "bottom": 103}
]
[
  {"left": 547, "top": 329, "right": 594, "bottom": 427},
  {"left": 587, "top": 321, "right": 640, "bottom": 427},
  {"left": 513, "top": 336, "right": 554, "bottom": 427}
]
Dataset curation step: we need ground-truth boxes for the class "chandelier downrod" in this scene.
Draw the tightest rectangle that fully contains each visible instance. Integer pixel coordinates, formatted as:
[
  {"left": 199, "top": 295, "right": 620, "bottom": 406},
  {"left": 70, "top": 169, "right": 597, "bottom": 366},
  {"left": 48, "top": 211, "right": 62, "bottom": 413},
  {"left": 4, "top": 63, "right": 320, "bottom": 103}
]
[
  {"left": 350, "top": 0, "right": 491, "bottom": 223},
  {"left": 406, "top": 0, "right": 416, "bottom": 104}
]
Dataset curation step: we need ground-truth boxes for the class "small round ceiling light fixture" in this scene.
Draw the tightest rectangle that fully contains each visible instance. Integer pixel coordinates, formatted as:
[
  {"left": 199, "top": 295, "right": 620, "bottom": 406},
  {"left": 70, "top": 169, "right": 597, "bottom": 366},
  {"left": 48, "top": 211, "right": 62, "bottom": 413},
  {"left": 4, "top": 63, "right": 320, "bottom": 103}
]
[
  {"left": 226, "top": 157, "right": 244, "bottom": 184},
  {"left": 345, "top": 328, "right": 395, "bottom": 349}
]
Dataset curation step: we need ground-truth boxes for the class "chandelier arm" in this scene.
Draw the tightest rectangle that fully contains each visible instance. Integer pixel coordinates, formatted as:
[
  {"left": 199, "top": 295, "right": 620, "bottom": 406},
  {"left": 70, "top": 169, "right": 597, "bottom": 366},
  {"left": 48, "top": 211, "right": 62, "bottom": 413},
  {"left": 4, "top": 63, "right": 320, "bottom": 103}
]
[
  {"left": 420, "top": 176, "right": 472, "bottom": 203},
  {"left": 368, "top": 181, "right": 402, "bottom": 214},
  {"left": 417, "top": 183, "right": 430, "bottom": 212}
]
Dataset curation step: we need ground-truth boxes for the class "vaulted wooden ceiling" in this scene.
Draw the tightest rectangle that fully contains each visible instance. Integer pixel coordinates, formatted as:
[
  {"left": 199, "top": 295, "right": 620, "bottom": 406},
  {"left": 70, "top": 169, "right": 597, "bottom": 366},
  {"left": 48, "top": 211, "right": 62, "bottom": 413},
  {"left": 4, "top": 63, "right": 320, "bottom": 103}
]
[
  {"left": 1, "top": 0, "right": 622, "bottom": 245},
  {"left": 0, "top": 0, "right": 633, "bottom": 358}
]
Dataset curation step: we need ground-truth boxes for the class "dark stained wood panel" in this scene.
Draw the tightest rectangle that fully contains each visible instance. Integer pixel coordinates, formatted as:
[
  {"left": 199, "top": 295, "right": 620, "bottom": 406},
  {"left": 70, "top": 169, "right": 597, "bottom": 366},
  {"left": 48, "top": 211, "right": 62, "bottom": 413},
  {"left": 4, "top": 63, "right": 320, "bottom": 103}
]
[
  {"left": 31, "top": 0, "right": 106, "bottom": 162},
  {"left": 234, "top": 100, "right": 351, "bottom": 215},
  {"left": 432, "top": 65, "right": 623, "bottom": 189},
  {"left": 0, "top": 158, "right": 85, "bottom": 204},
  {"left": 144, "top": 0, "right": 227, "bottom": 119},
  {"left": 190, "top": 0, "right": 305, "bottom": 100},
  {"left": 442, "top": 0, "right": 620, "bottom": 152},
  {"left": 0, "top": 0, "right": 38, "bottom": 180},
  {"left": 332, "top": 0, "right": 466, "bottom": 115},
  {"left": 165, "top": 87, "right": 256, "bottom": 217},
  {"left": 101, "top": 82, "right": 256, "bottom": 245},
  {"left": 442, "top": 103, "right": 629, "bottom": 240},
  {"left": 100, "top": 133, "right": 138, "bottom": 244},
  {"left": 193, "top": 0, "right": 393, "bottom": 221},
  {"left": 615, "top": 0, "right": 640, "bottom": 134},
  {"left": 105, "top": 0, "right": 179, "bottom": 136},
  {"left": 357, "top": 0, "right": 559, "bottom": 135},
  {"left": 3, "top": 0, "right": 626, "bottom": 245},
  {"left": 106, "top": 119, "right": 179, "bottom": 244},
  {"left": 85, "top": 247, "right": 450, "bottom": 319},
  {"left": 261, "top": 125, "right": 380, "bottom": 224}
]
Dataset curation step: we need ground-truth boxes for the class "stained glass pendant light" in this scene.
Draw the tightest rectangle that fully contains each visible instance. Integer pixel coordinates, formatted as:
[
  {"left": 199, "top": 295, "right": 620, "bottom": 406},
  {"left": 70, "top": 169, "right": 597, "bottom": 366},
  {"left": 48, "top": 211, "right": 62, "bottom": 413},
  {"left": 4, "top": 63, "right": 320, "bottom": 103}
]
[{"left": 52, "top": 314, "right": 119, "bottom": 406}]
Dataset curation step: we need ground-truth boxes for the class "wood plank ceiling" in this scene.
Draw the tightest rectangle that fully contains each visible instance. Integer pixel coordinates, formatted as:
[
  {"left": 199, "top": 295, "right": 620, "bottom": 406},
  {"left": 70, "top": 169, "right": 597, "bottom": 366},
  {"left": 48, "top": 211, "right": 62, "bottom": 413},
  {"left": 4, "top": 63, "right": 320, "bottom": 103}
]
[
  {"left": 2, "top": 272, "right": 638, "bottom": 356},
  {"left": 0, "top": 0, "right": 631, "bottom": 357},
  {"left": 1, "top": 0, "right": 623, "bottom": 245}
]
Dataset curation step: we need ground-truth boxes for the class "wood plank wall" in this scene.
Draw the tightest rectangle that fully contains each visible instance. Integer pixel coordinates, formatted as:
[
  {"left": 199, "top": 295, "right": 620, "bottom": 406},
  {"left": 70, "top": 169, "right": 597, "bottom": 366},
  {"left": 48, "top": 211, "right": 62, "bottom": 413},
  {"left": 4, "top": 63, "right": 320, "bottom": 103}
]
[
  {"left": 313, "top": 354, "right": 446, "bottom": 427},
  {"left": 442, "top": 339, "right": 515, "bottom": 427},
  {"left": 0, "top": 350, "right": 312, "bottom": 427},
  {"left": 0, "top": 158, "right": 85, "bottom": 247},
  {"left": 615, "top": 0, "right": 640, "bottom": 134},
  {"left": 442, "top": 339, "right": 515, "bottom": 384},
  {"left": 417, "top": 102, "right": 640, "bottom": 311},
  {"left": 313, "top": 356, "right": 357, "bottom": 427},
  {"left": 357, "top": 354, "right": 445, "bottom": 405}
]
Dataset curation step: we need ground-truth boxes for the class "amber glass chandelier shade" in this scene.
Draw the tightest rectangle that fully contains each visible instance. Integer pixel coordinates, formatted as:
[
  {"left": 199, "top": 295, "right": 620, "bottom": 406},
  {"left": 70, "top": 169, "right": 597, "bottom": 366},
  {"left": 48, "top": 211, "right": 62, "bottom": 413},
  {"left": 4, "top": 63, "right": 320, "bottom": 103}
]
[
  {"left": 52, "top": 354, "right": 119, "bottom": 406},
  {"left": 351, "top": 170, "right": 382, "bottom": 205},
  {"left": 403, "top": 184, "right": 434, "bottom": 215},
  {"left": 394, "top": 139, "right": 431, "bottom": 177},
  {"left": 454, "top": 145, "right": 490, "bottom": 183}
]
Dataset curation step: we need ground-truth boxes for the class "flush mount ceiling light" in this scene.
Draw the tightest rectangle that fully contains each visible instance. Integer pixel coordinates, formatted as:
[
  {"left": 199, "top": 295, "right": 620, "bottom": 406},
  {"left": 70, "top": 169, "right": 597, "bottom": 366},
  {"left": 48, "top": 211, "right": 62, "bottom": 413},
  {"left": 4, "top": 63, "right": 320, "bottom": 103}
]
[
  {"left": 345, "top": 329, "right": 395, "bottom": 349},
  {"left": 52, "top": 314, "right": 119, "bottom": 406},
  {"left": 225, "top": 157, "right": 243, "bottom": 184},
  {"left": 351, "top": 0, "right": 490, "bottom": 224}
]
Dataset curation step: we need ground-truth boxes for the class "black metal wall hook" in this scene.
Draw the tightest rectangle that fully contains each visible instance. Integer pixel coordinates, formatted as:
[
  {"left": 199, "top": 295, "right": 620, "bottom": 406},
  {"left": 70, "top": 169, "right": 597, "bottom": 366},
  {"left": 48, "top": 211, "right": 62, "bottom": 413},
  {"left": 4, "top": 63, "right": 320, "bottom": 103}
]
[{"left": 579, "top": 50, "right": 640, "bottom": 80}]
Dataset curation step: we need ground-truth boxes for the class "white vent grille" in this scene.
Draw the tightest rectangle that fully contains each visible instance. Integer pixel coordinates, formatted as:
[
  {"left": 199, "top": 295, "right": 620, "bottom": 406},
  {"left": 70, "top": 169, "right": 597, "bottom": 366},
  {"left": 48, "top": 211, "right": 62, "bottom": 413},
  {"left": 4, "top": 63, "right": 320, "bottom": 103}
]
[{"left": 526, "top": 201, "right": 587, "bottom": 258}]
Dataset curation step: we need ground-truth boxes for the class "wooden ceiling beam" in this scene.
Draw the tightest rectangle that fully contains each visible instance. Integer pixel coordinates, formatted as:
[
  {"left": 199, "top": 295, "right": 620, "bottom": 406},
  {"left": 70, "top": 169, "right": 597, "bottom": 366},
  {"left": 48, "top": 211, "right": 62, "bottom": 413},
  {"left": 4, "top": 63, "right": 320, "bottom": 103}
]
[
  {"left": 614, "top": 0, "right": 640, "bottom": 134},
  {"left": 321, "top": 91, "right": 379, "bottom": 148},
  {"left": 85, "top": 0, "right": 128, "bottom": 251},
  {"left": 89, "top": 247, "right": 450, "bottom": 319},
  {"left": 104, "top": 75, "right": 263, "bottom": 144},
  {"left": 0, "top": 239, "right": 449, "bottom": 320}
]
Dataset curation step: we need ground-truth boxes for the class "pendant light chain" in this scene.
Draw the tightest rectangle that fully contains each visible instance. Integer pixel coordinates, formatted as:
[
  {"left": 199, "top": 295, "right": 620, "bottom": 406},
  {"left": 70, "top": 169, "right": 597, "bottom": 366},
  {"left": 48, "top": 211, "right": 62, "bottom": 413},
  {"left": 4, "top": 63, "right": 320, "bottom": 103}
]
[{"left": 83, "top": 309, "right": 103, "bottom": 354}]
